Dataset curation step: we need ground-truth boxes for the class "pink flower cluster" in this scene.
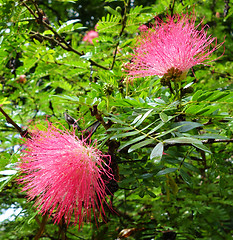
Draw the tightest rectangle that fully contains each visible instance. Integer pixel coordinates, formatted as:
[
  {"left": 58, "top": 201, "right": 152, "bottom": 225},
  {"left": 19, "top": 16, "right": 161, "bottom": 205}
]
[
  {"left": 127, "top": 14, "right": 222, "bottom": 78},
  {"left": 18, "top": 123, "right": 112, "bottom": 228},
  {"left": 83, "top": 30, "right": 98, "bottom": 44}
]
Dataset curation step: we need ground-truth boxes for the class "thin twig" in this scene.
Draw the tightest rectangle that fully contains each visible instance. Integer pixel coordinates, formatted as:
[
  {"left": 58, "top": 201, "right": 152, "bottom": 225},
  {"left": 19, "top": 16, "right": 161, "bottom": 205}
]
[
  {"left": 0, "top": 106, "right": 31, "bottom": 138},
  {"left": 21, "top": 1, "right": 38, "bottom": 19},
  {"left": 111, "top": 2, "right": 128, "bottom": 69},
  {"left": 22, "top": 1, "right": 109, "bottom": 70},
  {"left": 202, "top": 139, "right": 233, "bottom": 144},
  {"left": 34, "top": 214, "right": 48, "bottom": 240},
  {"left": 170, "top": 0, "right": 176, "bottom": 16},
  {"left": 89, "top": 105, "right": 113, "bottom": 130}
]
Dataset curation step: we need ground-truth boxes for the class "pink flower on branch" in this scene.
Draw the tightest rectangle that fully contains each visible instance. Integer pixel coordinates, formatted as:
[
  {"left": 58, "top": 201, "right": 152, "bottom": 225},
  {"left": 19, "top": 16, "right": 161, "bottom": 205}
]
[
  {"left": 127, "top": 14, "right": 223, "bottom": 78},
  {"left": 83, "top": 30, "right": 99, "bottom": 44},
  {"left": 18, "top": 123, "right": 113, "bottom": 228}
]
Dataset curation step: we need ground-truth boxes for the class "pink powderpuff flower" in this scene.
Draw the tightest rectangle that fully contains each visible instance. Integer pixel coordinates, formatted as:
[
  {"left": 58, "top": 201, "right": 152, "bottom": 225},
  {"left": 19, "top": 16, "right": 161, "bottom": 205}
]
[
  {"left": 83, "top": 30, "right": 99, "bottom": 44},
  {"left": 127, "top": 14, "right": 223, "bottom": 78},
  {"left": 18, "top": 123, "right": 113, "bottom": 228}
]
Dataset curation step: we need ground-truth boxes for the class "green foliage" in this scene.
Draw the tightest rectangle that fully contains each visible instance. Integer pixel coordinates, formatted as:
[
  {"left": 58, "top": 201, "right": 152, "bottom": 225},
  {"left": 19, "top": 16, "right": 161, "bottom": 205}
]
[{"left": 0, "top": 0, "right": 232, "bottom": 239}]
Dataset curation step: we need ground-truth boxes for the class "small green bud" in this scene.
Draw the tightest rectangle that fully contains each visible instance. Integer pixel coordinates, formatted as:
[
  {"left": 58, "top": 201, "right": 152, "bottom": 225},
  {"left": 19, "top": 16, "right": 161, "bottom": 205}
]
[{"left": 103, "top": 83, "right": 114, "bottom": 95}]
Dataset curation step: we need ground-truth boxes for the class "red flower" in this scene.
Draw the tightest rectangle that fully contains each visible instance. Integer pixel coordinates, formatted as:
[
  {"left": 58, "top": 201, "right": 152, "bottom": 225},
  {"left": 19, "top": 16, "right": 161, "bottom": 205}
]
[
  {"left": 127, "top": 14, "right": 223, "bottom": 78},
  {"left": 18, "top": 123, "right": 112, "bottom": 228},
  {"left": 83, "top": 30, "right": 99, "bottom": 44}
]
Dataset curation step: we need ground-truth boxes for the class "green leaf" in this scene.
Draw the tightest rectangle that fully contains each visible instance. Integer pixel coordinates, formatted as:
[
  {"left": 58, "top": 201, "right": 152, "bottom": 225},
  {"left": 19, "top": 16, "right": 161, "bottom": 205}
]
[
  {"left": 118, "top": 135, "right": 147, "bottom": 151},
  {"left": 104, "top": 6, "right": 121, "bottom": 17},
  {"left": 150, "top": 142, "right": 164, "bottom": 163},
  {"left": 131, "top": 114, "right": 142, "bottom": 125},
  {"left": 128, "top": 139, "right": 155, "bottom": 153},
  {"left": 192, "top": 143, "right": 212, "bottom": 153},
  {"left": 147, "top": 122, "right": 164, "bottom": 135},
  {"left": 146, "top": 189, "right": 156, "bottom": 198},
  {"left": 160, "top": 112, "right": 168, "bottom": 123},
  {"left": 0, "top": 97, "right": 11, "bottom": 105},
  {"left": 183, "top": 162, "right": 200, "bottom": 174},
  {"left": 0, "top": 177, "right": 10, "bottom": 182},
  {"left": 0, "top": 174, "right": 18, "bottom": 192},
  {"left": 28, "top": 210, "right": 40, "bottom": 224},
  {"left": 171, "top": 121, "right": 203, "bottom": 132},
  {"left": 156, "top": 125, "right": 186, "bottom": 138},
  {"left": 110, "top": 130, "right": 139, "bottom": 139},
  {"left": 196, "top": 92, "right": 213, "bottom": 102},
  {"left": 156, "top": 168, "right": 178, "bottom": 176},
  {"left": 43, "top": 30, "right": 54, "bottom": 35},
  {"left": 195, "top": 106, "right": 219, "bottom": 115},
  {"left": 192, "top": 134, "right": 229, "bottom": 139},
  {"left": 105, "top": 116, "right": 127, "bottom": 125},
  {"left": 164, "top": 137, "right": 203, "bottom": 145},
  {"left": 108, "top": 126, "right": 132, "bottom": 132},
  {"left": 140, "top": 173, "right": 154, "bottom": 179},
  {"left": 180, "top": 169, "right": 193, "bottom": 186},
  {"left": 134, "top": 109, "right": 153, "bottom": 127},
  {"left": 208, "top": 92, "right": 229, "bottom": 102},
  {"left": 192, "top": 90, "right": 202, "bottom": 101},
  {"left": 139, "top": 190, "right": 145, "bottom": 198},
  {"left": 119, "top": 176, "right": 137, "bottom": 187},
  {"left": 54, "top": 95, "right": 80, "bottom": 102},
  {"left": 97, "top": 14, "right": 121, "bottom": 33}
]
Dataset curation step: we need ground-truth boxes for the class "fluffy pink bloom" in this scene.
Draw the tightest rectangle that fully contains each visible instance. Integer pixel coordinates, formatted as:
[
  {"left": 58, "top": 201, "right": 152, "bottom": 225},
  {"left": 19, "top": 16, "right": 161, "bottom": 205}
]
[
  {"left": 18, "top": 123, "right": 112, "bottom": 228},
  {"left": 127, "top": 14, "right": 223, "bottom": 78},
  {"left": 83, "top": 30, "right": 99, "bottom": 44}
]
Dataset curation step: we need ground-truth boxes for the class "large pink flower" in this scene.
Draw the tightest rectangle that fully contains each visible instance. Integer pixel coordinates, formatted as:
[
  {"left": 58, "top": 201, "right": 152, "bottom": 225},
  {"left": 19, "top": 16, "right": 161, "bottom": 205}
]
[
  {"left": 18, "top": 123, "right": 112, "bottom": 228},
  {"left": 127, "top": 14, "right": 222, "bottom": 78}
]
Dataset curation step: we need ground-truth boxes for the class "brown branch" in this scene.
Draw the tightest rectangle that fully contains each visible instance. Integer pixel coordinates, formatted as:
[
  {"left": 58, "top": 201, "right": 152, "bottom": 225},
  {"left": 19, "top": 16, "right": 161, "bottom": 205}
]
[
  {"left": 0, "top": 106, "right": 31, "bottom": 138},
  {"left": 22, "top": 1, "right": 109, "bottom": 71},
  {"left": 41, "top": 20, "right": 109, "bottom": 70},
  {"left": 34, "top": 214, "right": 48, "bottom": 240},
  {"left": 21, "top": 1, "right": 38, "bottom": 19},
  {"left": 37, "top": 1, "right": 62, "bottom": 24},
  {"left": 89, "top": 105, "right": 113, "bottom": 130},
  {"left": 169, "top": 0, "right": 176, "bottom": 16},
  {"left": 203, "top": 139, "right": 233, "bottom": 144},
  {"left": 111, "top": 2, "right": 128, "bottom": 70},
  {"left": 58, "top": 218, "right": 67, "bottom": 240}
]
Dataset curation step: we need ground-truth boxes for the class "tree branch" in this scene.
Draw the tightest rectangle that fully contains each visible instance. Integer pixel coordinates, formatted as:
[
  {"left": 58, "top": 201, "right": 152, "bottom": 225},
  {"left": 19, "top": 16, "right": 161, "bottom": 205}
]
[
  {"left": 0, "top": 106, "right": 31, "bottom": 138},
  {"left": 22, "top": 1, "right": 110, "bottom": 71},
  {"left": 34, "top": 214, "right": 48, "bottom": 240},
  {"left": 111, "top": 2, "right": 128, "bottom": 69},
  {"left": 89, "top": 105, "right": 113, "bottom": 130}
]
